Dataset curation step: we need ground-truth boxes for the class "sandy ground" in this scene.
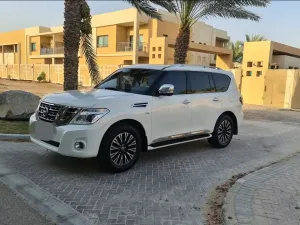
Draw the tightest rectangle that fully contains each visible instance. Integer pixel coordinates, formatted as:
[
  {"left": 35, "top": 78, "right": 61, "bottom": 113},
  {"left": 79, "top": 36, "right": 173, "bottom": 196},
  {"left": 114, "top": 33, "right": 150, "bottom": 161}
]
[{"left": 0, "top": 78, "right": 64, "bottom": 97}]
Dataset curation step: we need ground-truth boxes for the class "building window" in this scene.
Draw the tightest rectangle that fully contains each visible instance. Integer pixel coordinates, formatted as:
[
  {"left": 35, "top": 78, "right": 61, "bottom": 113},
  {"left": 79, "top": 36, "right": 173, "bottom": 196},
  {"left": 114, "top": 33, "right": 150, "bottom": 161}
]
[
  {"left": 246, "top": 71, "right": 252, "bottom": 76},
  {"left": 152, "top": 47, "right": 156, "bottom": 52},
  {"left": 158, "top": 47, "right": 162, "bottom": 51},
  {"left": 214, "top": 55, "right": 217, "bottom": 60},
  {"left": 152, "top": 54, "right": 155, "bottom": 59},
  {"left": 289, "top": 66, "right": 294, "bottom": 69},
  {"left": 15, "top": 44, "right": 18, "bottom": 52},
  {"left": 97, "top": 35, "right": 108, "bottom": 47},
  {"left": 257, "top": 61, "right": 263, "bottom": 67},
  {"left": 158, "top": 54, "right": 161, "bottom": 59},
  {"left": 247, "top": 62, "right": 253, "bottom": 67},
  {"left": 30, "top": 43, "right": 36, "bottom": 52},
  {"left": 256, "top": 71, "right": 262, "bottom": 77}
]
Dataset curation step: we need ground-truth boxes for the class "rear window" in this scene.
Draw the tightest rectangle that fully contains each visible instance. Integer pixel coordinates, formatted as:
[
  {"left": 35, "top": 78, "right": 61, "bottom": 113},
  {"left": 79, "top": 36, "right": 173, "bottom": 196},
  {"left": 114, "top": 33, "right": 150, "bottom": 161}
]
[
  {"left": 187, "top": 71, "right": 214, "bottom": 94},
  {"left": 212, "top": 73, "right": 231, "bottom": 92}
]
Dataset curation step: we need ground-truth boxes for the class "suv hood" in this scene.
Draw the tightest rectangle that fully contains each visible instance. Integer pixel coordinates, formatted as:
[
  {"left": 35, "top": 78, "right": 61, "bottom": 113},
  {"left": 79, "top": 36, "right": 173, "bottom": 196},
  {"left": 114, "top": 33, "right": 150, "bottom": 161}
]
[{"left": 42, "top": 89, "right": 133, "bottom": 108}]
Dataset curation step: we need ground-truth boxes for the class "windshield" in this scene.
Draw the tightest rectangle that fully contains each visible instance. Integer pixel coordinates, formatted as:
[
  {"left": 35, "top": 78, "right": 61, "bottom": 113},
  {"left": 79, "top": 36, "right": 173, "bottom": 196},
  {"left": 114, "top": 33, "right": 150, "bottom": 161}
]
[{"left": 96, "top": 68, "right": 161, "bottom": 95}]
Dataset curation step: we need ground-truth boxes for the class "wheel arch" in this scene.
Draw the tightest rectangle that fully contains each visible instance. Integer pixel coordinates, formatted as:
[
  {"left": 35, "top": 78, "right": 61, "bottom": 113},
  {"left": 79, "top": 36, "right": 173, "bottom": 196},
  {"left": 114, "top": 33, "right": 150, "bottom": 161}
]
[
  {"left": 218, "top": 111, "right": 238, "bottom": 135},
  {"left": 101, "top": 119, "right": 148, "bottom": 152}
]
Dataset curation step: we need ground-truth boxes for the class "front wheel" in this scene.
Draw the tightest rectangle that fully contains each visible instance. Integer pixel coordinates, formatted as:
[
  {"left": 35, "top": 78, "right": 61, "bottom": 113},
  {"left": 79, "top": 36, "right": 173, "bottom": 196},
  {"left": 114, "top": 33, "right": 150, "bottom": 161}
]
[
  {"left": 98, "top": 123, "right": 142, "bottom": 173},
  {"left": 208, "top": 115, "right": 234, "bottom": 148}
]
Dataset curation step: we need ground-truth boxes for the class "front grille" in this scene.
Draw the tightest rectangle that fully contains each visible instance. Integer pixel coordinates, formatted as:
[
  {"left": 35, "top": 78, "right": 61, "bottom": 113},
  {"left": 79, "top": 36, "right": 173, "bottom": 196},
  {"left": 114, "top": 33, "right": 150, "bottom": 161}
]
[
  {"left": 38, "top": 102, "right": 61, "bottom": 123},
  {"left": 38, "top": 102, "right": 80, "bottom": 125}
]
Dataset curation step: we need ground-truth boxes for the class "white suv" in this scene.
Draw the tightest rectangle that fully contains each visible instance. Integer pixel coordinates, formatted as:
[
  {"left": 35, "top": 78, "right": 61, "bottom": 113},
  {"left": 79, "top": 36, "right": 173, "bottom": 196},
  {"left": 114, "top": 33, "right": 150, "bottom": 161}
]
[{"left": 30, "top": 64, "right": 243, "bottom": 172}]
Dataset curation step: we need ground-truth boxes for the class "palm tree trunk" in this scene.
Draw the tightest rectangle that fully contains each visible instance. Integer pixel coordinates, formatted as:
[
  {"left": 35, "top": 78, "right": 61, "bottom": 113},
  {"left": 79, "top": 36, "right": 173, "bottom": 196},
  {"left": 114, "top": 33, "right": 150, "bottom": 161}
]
[
  {"left": 174, "top": 25, "right": 190, "bottom": 64},
  {"left": 63, "top": 0, "right": 82, "bottom": 91}
]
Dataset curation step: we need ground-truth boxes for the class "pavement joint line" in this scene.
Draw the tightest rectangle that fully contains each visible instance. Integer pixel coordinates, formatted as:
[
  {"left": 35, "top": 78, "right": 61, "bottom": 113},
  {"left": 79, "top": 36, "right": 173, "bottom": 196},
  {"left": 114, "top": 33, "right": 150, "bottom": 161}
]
[{"left": 0, "top": 163, "right": 92, "bottom": 225}]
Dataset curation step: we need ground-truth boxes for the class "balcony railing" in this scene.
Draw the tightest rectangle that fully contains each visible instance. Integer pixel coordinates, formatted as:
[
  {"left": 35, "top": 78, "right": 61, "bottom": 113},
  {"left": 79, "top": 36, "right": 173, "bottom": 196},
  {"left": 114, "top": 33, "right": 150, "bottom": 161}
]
[
  {"left": 116, "top": 42, "right": 148, "bottom": 53},
  {"left": 40, "top": 47, "right": 64, "bottom": 55}
]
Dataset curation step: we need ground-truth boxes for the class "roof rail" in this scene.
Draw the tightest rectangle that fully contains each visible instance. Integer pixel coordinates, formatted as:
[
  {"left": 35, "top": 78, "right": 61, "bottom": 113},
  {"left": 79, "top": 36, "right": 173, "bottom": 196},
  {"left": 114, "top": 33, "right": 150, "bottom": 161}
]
[
  {"left": 169, "top": 64, "right": 223, "bottom": 70},
  {"left": 208, "top": 66, "right": 223, "bottom": 70}
]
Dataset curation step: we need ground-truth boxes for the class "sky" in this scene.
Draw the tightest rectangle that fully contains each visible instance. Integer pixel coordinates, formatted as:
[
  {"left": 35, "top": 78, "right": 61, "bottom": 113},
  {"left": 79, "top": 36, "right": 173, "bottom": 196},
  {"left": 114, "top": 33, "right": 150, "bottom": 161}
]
[{"left": 0, "top": 1, "right": 299, "bottom": 47}]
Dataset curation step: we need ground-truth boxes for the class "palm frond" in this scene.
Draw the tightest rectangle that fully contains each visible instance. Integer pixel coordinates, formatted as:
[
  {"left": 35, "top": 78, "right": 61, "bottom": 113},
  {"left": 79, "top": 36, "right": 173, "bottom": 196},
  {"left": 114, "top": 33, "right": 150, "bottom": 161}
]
[
  {"left": 125, "top": 0, "right": 176, "bottom": 20},
  {"left": 245, "top": 34, "right": 267, "bottom": 42},
  {"left": 173, "top": 0, "right": 269, "bottom": 28},
  {"left": 125, "top": 0, "right": 161, "bottom": 19},
  {"left": 149, "top": 0, "right": 176, "bottom": 13},
  {"left": 80, "top": 1, "right": 100, "bottom": 84},
  {"left": 81, "top": 33, "right": 101, "bottom": 84}
]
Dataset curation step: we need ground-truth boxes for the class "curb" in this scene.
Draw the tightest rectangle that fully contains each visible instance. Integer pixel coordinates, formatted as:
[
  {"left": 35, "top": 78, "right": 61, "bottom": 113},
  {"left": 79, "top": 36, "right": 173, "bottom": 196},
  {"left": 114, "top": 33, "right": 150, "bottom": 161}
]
[
  {"left": 0, "top": 134, "right": 30, "bottom": 140},
  {"left": 222, "top": 154, "right": 300, "bottom": 225},
  {"left": 0, "top": 164, "right": 92, "bottom": 225}
]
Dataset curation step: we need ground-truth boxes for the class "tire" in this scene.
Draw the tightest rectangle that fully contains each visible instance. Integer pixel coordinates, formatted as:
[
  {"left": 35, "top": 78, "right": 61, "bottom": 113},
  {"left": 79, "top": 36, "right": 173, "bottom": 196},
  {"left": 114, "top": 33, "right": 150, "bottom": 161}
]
[
  {"left": 208, "top": 115, "right": 234, "bottom": 148},
  {"left": 98, "top": 123, "right": 142, "bottom": 173}
]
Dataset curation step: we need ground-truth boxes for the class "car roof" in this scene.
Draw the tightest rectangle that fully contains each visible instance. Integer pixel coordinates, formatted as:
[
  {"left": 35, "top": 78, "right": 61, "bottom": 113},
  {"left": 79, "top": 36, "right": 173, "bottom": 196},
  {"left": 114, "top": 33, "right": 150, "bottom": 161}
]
[
  {"left": 122, "top": 64, "right": 233, "bottom": 77},
  {"left": 123, "top": 64, "right": 169, "bottom": 70}
]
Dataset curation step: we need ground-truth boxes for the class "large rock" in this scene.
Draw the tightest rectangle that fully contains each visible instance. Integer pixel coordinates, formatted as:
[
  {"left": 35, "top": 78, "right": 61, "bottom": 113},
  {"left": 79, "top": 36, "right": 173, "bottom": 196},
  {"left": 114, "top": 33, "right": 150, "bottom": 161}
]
[{"left": 0, "top": 90, "right": 41, "bottom": 120}]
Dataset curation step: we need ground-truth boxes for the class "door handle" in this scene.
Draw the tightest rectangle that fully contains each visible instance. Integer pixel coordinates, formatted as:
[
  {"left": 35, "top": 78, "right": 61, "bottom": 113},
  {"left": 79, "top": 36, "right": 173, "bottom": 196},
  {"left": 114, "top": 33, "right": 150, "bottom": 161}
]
[
  {"left": 212, "top": 97, "right": 219, "bottom": 102},
  {"left": 182, "top": 99, "right": 191, "bottom": 105}
]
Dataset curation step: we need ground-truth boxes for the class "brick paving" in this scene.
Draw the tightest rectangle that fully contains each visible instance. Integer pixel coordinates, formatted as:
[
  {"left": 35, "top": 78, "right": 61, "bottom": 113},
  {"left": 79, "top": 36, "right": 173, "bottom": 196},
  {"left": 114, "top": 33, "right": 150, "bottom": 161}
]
[
  {"left": 0, "top": 109, "right": 300, "bottom": 225},
  {"left": 223, "top": 154, "right": 300, "bottom": 225}
]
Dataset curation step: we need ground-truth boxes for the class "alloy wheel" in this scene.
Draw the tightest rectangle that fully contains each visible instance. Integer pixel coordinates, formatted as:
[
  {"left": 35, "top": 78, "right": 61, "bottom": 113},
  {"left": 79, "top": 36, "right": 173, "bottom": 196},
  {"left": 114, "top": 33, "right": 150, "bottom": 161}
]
[
  {"left": 217, "top": 120, "right": 232, "bottom": 145},
  {"left": 110, "top": 132, "right": 137, "bottom": 166}
]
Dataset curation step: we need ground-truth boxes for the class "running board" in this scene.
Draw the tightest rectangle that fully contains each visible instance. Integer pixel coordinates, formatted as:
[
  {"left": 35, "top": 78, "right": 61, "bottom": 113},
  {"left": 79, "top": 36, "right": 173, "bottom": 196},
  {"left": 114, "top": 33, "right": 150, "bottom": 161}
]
[{"left": 148, "top": 134, "right": 212, "bottom": 150}]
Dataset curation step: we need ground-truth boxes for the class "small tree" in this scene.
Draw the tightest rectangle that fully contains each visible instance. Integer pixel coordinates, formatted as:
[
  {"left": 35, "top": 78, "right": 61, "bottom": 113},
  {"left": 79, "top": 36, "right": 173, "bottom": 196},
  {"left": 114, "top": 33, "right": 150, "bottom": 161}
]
[
  {"left": 37, "top": 71, "right": 46, "bottom": 82},
  {"left": 232, "top": 41, "right": 243, "bottom": 63}
]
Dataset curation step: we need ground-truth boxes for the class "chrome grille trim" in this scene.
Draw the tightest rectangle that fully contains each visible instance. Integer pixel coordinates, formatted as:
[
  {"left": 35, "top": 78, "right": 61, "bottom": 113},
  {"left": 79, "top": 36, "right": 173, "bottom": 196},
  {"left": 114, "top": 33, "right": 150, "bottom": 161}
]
[
  {"left": 38, "top": 101, "right": 80, "bottom": 125},
  {"left": 38, "top": 102, "right": 61, "bottom": 123}
]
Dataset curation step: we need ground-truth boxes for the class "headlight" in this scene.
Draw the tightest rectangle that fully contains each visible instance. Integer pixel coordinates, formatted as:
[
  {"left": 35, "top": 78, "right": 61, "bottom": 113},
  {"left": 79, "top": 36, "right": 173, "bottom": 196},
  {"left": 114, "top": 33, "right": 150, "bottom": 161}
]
[{"left": 70, "top": 108, "right": 109, "bottom": 125}]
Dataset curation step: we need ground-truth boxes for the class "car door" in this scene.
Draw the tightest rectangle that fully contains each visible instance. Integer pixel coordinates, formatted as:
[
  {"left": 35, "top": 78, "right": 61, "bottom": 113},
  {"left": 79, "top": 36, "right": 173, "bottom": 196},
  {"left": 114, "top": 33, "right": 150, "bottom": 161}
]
[
  {"left": 211, "top": 72, "right": 232, "bottom": 107},
  {"left": 187, "top": 71, "right": 222, "bottom": 133},
  {"left": 151, "top": 71, "right": 191, "bottom": 143}
]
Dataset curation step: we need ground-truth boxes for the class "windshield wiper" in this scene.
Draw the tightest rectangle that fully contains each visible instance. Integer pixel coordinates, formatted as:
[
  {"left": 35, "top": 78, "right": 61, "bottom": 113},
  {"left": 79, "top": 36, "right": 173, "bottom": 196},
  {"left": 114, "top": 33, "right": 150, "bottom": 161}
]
[{"left": 103, "top": 87, "right": 121, "bottom": 91}]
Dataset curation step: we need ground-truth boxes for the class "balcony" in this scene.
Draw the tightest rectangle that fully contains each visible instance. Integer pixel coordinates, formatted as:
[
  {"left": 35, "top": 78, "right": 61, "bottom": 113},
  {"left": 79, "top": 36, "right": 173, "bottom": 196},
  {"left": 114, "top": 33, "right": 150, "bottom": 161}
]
[
  {"left": 116, "top": 42, "right": 148, "bottom": 53},
  {"left": 40, "top": 47, "right": 64, "bottom": 55}
]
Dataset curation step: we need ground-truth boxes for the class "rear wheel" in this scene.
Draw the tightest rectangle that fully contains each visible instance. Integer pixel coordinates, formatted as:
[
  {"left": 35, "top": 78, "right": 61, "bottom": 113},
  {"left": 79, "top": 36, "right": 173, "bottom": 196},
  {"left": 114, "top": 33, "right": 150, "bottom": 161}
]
[
  {"left": 98, "top": 123, "right": 142, "bottom": 172},
  {"left": 208, "top": 115, "right": 234, "bottom": 148}
]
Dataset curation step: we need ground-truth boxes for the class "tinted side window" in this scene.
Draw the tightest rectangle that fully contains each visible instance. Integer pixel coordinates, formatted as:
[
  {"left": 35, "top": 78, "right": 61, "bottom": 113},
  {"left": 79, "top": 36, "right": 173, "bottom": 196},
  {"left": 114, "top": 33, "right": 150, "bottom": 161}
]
[
  {"left": 212, "top": 73, "right": 231, "bottom": 92},
  {"left": 158, "top": 71, "right": 187, "bottom": 95},
  {"left": 187, "top": 71, "right": 214, "bottom": 94}
]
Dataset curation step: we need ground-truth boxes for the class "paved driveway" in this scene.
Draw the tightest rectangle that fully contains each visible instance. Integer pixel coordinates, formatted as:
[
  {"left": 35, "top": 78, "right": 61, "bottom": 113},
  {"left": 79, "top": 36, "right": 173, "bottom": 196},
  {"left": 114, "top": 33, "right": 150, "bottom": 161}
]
[{"left": 0, "top": 109, "right": 300, "bottom": 225}]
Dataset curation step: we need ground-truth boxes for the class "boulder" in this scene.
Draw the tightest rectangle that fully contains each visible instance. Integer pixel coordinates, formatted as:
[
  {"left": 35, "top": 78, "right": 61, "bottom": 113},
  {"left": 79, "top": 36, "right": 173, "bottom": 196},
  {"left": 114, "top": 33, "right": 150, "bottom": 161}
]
[{"left": 0, "top": 90, "right": 41, "bottom": 120}]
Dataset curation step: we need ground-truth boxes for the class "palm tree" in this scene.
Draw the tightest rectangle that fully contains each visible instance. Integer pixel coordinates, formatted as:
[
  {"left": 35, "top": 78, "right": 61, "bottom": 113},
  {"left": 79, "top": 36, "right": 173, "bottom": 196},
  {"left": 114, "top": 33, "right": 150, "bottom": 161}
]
[
  {"left": 173, "top": 0, "right": 270, "bottom": 64},
  {"left": 231, "top": 41, "right": 243, "bottom": 63},
  {"left": 245, "top": 34, "right": 267, "bottom": 42},
  {"left": 64, "top": 0, "right": 176, "bottom": 91}
]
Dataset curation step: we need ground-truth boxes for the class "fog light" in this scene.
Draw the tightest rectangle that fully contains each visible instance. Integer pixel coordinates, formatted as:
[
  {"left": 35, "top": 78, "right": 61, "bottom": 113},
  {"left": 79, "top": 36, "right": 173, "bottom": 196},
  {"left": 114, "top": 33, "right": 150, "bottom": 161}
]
[{"left": 74, "top": 142, "right": 85, "bottom": 150}]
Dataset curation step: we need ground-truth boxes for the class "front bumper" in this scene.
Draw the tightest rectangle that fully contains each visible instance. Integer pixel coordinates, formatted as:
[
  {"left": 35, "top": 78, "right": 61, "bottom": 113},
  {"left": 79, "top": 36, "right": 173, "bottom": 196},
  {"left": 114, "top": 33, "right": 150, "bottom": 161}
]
[{"left": 29, "top": 114, "right": 106, "bottom": 158}]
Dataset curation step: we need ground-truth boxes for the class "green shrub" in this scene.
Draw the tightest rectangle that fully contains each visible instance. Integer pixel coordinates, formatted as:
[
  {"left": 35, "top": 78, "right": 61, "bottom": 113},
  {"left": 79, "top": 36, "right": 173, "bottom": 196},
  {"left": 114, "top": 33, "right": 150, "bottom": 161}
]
[
  {"left": 7, "top": 74, "right": 11, "bottom": 79},
  {"left": 37, "top": 71, "right": 46, "bottom": 82}
]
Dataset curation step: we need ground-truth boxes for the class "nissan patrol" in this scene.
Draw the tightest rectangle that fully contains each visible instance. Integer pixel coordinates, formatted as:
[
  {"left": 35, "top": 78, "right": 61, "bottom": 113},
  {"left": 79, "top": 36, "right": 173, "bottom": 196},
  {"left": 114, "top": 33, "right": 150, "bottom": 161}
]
[{"left": 30, "top": 64, "right": 243, "bottom": 172}]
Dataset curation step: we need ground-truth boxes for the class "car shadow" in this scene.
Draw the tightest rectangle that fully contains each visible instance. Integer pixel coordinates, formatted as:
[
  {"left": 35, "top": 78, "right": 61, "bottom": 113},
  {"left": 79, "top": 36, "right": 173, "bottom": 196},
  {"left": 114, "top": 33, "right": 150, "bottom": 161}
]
[{"left": 41, "top": 139, "right": 222, "bottom": 175}]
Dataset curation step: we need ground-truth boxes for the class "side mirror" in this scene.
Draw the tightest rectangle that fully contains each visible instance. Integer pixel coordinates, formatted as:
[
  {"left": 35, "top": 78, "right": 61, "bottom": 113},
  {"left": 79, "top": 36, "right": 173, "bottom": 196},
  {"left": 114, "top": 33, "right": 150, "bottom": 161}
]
[{"left": 158, "top": 84, "right": 174, "bottom": 96}]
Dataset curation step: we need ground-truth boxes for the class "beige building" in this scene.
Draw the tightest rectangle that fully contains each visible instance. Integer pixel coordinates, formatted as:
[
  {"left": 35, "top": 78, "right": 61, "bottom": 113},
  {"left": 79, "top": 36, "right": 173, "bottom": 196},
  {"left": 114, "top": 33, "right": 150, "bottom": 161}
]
[
  {"left": 0, "top": 8, "right": 231, "bottom": 68},
  {"left": 240, "top": 41, "right": 300, "bottom": 109}
]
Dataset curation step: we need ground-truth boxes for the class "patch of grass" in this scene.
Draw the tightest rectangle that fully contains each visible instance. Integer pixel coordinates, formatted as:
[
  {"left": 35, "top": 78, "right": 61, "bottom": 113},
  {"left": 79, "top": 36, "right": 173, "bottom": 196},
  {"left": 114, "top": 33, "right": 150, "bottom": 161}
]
[{"left": 0, "top": 120, "right": 29, "bottom": 134}]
